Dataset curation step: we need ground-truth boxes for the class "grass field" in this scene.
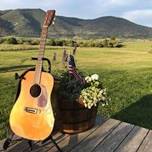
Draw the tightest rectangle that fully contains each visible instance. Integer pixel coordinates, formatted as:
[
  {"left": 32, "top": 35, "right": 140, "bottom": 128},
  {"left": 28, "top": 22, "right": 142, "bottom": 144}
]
[{"left": 1, "top": 39, "right": 152, "bottom": 139}]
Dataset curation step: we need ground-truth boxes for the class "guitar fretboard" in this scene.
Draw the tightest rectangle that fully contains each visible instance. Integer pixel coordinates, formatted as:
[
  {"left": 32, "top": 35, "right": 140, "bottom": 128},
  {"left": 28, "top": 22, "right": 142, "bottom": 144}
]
[{"left": 34, "top": 26, "right": 48, "bottom": 84}]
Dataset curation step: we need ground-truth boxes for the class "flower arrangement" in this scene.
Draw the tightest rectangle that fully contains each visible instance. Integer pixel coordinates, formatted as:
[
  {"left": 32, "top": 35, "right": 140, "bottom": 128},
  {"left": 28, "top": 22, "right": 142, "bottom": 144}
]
[
  {"left": 57, "top": 72, "right": 108, "bottom": 109},
  {"left": 80, "top": 74, "right": 108, "bottom": 109}
]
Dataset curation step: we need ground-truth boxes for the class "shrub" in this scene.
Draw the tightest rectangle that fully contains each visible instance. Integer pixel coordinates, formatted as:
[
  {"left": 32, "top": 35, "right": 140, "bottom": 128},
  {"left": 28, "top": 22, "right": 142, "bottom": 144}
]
[
  {"left": 47, "top": 39, "right": 56, "bottom": 46},
  {"left": 30, "top": 39, "right": 39, "bottom": 45},
  {"left": 23, "top": 40, "right": 31, "bottom": 45},
  {"left": 16, "top": 38, "right": 24, "bottom": 44},
  {"left": 63, "top": 39, "right": 73, "bottom": 47},
  {"left": 94, "top": 41, "right": 103, "bottom": 47},
  {"left": 0, "top": 38, "right": 4, "bottom": 44},
  {"left": 55, "top": 39, "right": 64, "bottom": 46},
  {"left": 102, "top": 39, "right": 109, "bottom": 47},
  {"left": 4, "top": 37, "right": 18, "bottom": 44}
]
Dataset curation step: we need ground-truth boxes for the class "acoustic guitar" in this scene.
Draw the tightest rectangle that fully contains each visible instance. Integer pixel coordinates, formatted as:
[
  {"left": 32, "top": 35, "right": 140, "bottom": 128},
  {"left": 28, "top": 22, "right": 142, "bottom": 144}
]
[{"left": 9, "top": 10, "right": 56, "bottom": 141}]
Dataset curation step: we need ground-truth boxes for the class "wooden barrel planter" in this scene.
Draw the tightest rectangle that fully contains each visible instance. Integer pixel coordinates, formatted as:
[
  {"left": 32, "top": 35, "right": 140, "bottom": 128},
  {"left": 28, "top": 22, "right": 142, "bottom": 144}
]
[{"left": 57, "top": 98, "right": 98, "bottom": 134}]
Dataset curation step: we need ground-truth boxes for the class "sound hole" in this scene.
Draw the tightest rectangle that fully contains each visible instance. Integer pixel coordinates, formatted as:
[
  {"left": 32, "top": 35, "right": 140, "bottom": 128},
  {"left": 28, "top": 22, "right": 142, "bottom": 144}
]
[{"left": 30, "top": 84, "right": 41, "bottom": 98}]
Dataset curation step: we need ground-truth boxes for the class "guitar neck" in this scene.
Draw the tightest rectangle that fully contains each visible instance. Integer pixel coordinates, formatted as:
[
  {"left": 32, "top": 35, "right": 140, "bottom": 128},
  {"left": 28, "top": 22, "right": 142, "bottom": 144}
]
[
  {"left": 33, "top": 10, "right": 55, "bottom": 84},
  {"left": 34, "top": 26, "right": 49, "bottom": 84}
]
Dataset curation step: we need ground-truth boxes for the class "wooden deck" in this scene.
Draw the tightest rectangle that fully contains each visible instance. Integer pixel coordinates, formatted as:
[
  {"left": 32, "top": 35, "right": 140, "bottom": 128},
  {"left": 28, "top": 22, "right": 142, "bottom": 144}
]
[{"left": 0, "top": 116, "right": 152, "bottom": 152}]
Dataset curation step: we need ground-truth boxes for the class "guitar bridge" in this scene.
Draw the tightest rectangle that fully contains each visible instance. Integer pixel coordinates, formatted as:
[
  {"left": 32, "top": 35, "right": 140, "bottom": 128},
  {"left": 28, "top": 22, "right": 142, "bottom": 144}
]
[{"left": 24, "top": 107, "right": 41, "bottom": 114}]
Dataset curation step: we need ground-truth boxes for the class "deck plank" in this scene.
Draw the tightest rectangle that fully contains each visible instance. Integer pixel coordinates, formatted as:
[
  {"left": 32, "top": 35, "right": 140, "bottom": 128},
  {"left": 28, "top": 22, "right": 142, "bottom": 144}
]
[
  {"left": 0, "top": 118, "right": 152, "bottom": 152},
  {"left": 115, "top": 126, "right": 149, "bottom": 152},
  {"left": 0, "top": 139, "right": 5, "bottom": 151},
  {"left": 0, "top": 132, "right": 68, "bottom": 152},
  {"left": 30, "top": 132, "right": 69, "bottom": 152},
  {"left": 48, "top": 116, "right": 106, "bottom": 152},
  {"left": 34, "top": 133, "right": 71, "bottom": 152},
  {"left": 70, "top": 119, "right": 120, "bottom": 152},
  {"left": 93, "top": 122, "right": 134, "bottom": 152},
  {"left": 137, "top": 130, "right": 152, "bottom": 152}
]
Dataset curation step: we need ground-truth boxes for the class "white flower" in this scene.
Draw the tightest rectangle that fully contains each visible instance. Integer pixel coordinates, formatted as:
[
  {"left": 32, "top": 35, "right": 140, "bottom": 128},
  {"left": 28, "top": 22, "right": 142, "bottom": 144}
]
[
  {"left": 102, "top": 103, "right": 105, "bottom": 106},
  {"left": 88, "top": 105, "right": 91, "bottom": 109},
  {"left": 85, "top": 76, "right": 90, "bottom": 81},
  {"left": 101, "top": 96, "right": 106, "bottom": 101},
  {"left": 99, "top": 90, "right": 104, "bottom": 94},
  {"left": 85, "top": 76, "right": 92, "bottom": 83},
  {"left": 91, "top": 74, "right": 99, "bottom": 81},
  {"left": 84, "top": 103, "right": 87, "bottom": 107}
]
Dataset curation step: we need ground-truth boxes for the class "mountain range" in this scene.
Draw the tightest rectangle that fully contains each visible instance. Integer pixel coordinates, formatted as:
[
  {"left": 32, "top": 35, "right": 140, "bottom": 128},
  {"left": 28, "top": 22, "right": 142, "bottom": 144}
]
[{"left": 0, "top": 9, "right": 152, "bottom": 38}]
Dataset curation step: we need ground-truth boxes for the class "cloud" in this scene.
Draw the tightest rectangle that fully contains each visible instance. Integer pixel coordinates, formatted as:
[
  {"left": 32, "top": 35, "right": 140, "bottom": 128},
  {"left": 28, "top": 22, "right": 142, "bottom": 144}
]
[{"left": 122, "top": 9, "right": 152, "bottom": 27}]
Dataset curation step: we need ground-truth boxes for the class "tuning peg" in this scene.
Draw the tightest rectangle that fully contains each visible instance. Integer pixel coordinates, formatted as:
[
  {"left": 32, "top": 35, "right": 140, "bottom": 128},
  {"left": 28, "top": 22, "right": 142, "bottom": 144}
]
[
  {"left": 52, "top": 21, "right": 55, "bottom": 25},
  {"left": 54, "top": 17, "right": 56, "bottom": 21}
]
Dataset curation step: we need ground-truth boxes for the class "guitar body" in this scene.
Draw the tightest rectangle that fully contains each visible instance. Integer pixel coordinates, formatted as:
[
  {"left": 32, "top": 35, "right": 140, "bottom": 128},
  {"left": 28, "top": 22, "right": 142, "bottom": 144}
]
[{"left": 9, "top": 70, "right": 55, "bottom": 141}]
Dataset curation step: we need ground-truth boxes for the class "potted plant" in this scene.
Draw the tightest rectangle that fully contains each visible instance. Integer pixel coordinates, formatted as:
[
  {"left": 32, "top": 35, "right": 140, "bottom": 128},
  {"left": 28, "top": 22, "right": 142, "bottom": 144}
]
[{"left": 56, "top": 72, "right": 108, "bottom": 134}]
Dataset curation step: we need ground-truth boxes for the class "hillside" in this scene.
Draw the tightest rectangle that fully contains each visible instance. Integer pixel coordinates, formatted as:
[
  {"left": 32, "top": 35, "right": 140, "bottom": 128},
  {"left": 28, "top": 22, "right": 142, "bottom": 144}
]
[{"left": 0, "top": 9, "right": 152, "bottom": 38}]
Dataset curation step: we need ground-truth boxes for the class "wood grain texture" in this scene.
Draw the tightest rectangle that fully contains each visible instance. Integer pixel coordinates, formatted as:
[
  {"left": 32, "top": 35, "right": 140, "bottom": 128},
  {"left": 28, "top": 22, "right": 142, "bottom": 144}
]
[
  {"left": 115, "top": 126, "right": 148, "bottom": 152},
  {"left": 93, "top": 122, "right": 134, "bottom": 152},
  {"left": 137, "top": 130, "right": 152, "bottom": 152},
  {"left": 1, "top": 117, "right": 152, "bottom": 152},
  {"left": 71, "top": 119, "right": 120, "bottom": 152},
  {"left": 48, "top": 117, "right": 105, "bottom": 152}
]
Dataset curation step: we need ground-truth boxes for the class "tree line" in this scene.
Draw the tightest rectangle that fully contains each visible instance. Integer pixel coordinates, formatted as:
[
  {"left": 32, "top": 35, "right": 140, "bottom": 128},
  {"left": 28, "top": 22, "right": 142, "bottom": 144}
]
[{"left": 0, "top": 36, "right": 123, "bottom": 48}]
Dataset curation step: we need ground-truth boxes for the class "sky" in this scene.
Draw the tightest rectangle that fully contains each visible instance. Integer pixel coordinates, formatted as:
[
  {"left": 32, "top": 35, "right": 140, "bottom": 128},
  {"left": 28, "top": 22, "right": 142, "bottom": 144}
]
[{"left": 0, "top": 0, "right": 152, "bottom": 27}]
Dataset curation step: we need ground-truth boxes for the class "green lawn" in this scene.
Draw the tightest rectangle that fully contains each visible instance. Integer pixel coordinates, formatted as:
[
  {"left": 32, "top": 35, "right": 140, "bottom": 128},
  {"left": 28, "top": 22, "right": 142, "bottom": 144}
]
[{"left": 1, "top": 40, "right": 152, "bottom": 139}]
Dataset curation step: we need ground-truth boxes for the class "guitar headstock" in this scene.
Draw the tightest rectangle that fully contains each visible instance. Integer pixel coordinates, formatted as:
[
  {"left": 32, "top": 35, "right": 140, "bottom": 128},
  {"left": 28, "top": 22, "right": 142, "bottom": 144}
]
[{"left": 43, "top": 10, "right": 56, "bottom": 27}]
